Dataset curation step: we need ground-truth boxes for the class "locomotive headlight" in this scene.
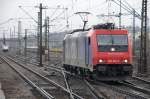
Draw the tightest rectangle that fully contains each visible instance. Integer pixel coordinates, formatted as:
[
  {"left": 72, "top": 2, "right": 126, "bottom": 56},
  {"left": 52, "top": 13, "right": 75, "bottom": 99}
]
[
  {"left": 124, "top": 59, "right": 128, "bottom": 63},
  {"left": 99, "top": 59, "right": 103, "bottom": 63}
]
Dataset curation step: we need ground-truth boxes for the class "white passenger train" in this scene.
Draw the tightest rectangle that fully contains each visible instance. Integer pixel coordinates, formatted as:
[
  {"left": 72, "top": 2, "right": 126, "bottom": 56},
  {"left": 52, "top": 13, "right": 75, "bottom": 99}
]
[
  {"left": 2, "top": 33, "right": 9, "bottom": 52},
  {"left": 2, "top": 44, "right": 9, "bottom": 52}
]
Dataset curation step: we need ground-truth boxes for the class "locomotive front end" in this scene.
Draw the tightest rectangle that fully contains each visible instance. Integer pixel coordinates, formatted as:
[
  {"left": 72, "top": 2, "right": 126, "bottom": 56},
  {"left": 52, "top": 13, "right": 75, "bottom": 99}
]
[{"left": 92, "top": 29, "right": 132, "bottom": 80}]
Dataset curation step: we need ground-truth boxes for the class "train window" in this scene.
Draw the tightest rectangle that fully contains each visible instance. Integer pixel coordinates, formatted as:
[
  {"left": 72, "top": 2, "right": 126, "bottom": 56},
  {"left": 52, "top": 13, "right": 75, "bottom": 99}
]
[
  {"left": 113, "top": 35, "right": 128, "bottom": 45},
  {"left": 97, "top": 34, "right": 128, "bottom": 52},
  {"left": 97, "top": 35, "right": 112, "bottom": 45}
]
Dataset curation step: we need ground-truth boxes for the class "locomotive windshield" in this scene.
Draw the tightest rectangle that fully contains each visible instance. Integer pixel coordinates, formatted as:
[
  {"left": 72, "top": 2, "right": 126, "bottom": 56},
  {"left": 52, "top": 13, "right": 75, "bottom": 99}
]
[{"left": 97, "top": 34, "right": 128, "bottom": 52}]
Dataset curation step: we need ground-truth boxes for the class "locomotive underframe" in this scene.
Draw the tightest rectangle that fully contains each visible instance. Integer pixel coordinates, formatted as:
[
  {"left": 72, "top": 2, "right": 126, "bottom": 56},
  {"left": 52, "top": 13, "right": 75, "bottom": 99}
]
[
  {"left": 63, "top": 64, "right": 132, "bottom": 81},
  {"left": 2, "top": 49, "right": 8, "bottom": 52},
  {"left": 96, "top": 64, "right": 132, "bottom": 76}
]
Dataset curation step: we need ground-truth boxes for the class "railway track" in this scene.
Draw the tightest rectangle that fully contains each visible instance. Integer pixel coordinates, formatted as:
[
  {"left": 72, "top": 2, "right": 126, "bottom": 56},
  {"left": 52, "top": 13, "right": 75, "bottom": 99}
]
[
  {"left": 9, "top": 54, "right": 73, "bottom": 76},
  {"left": 122, "top": 76, "right": 150, "bottom": 96},
  {"left": 91, "top": 80, "right": 150, "bottom": 99},
  {"left": 9, "top": 55, "right": 109, "bottom": 99},
  {"left": 6, "top": 55, "right": 108, "bottom": 99},
  {"left": 118, "top": 81, "right": 150, "bottom": 98},
  {"left": 9, "top": 54, "right": 150, "bottom": 99},
  {"left": 132, "top": 76, "right": 150, "bottom": 85},
  {"left": 1, "top": 56, "right": 84, "bottom": 99},
  {"left": 84, "top": 80, "right": 109, "bottom": 99},
  {"left": 1, "top": 56, "right": 55, "bottom": 99}
]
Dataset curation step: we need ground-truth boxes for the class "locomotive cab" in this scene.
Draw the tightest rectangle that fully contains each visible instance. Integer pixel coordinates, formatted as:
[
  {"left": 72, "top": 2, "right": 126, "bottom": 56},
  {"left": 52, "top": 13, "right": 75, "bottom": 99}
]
[{"left": 90, "top": 24, "right": 132, "bottom": 80}]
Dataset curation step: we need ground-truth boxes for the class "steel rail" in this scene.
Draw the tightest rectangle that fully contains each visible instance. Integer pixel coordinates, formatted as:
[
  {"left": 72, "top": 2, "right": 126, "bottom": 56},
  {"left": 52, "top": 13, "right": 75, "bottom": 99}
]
[
  {"left": 1, "top": 56, "right": 55, "bottom": 99},
  {"left": 132, "top": 76, "right": 150, "bottom": 85},
  {"left": 121, "top": 80, "right": 150, "bottom": 95},
  {"left": 6, "top": 56, "right": 84, "bottom": 99},
  {"left": 61, "top": 69, "right": 75, "bottom": 99},
  {"left": 10, "top": 55, "right": 74, "bottom": 76},
  {"left": 89, "top": 80, "right": 149, "bottom": 99},
  {"left": 84, "top": 80, "right": 107, "bottom": 99}
]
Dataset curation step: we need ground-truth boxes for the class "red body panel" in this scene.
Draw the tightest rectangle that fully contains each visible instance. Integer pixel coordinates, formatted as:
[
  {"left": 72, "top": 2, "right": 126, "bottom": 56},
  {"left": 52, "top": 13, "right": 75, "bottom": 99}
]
[{"left": 89, "top": 29, "right": 132, "bottom": 66}]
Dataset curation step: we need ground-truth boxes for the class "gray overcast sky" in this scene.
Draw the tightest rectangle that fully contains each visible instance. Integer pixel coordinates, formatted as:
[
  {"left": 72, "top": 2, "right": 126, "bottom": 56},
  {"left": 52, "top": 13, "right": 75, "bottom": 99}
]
[{"left": 0, "top": 0, "right": 149, "bottom": 37}]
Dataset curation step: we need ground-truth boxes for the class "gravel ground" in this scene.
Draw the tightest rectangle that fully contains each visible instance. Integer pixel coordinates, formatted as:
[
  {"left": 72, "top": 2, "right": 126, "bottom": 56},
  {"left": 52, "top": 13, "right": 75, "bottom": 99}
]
[{"left": 0, "top": 58, "right": 38, "bottom": 99}]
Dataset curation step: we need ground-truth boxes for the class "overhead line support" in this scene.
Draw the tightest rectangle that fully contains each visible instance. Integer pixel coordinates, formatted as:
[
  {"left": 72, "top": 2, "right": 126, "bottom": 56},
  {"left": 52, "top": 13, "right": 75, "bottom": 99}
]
[
  {"left": 39, "top": 3, "right": 43, "bottom": 67},
  {"left": 139, "top": 0, "right": 148, "bottom": 76}
]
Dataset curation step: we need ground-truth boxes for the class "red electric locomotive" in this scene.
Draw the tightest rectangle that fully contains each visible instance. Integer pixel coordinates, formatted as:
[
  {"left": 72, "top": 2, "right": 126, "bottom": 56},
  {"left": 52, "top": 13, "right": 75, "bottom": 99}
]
[{"left": 63, "top": 23, "right": 132, "bottom": 81}]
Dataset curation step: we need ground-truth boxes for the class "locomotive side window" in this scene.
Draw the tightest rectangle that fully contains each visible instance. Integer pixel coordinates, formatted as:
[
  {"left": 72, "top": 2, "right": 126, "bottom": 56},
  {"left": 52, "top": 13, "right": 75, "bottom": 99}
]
[{"left": 97, "top": 34, "right": 128, "bottom": 52}]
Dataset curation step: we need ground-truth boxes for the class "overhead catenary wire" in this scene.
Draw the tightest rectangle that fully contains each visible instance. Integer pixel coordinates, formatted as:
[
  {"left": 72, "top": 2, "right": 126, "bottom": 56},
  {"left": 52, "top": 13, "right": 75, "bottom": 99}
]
[
  {"left": 0, "top": 18, "right": 13, "bottom": 26},
  {"left": 113, "top": 0, "right": 133, "bottom": 14},
  {"left": 18, "top": 6, "right": 38, "bottom": 23},
  {"left": 112, "top": 0, "right": 141, "bottom": 19},
  {"left": 123, "top": 0, "right": 135, "bottom": 9},
  {"left": 50, "top": 9, "right": 66, "bottom": 22},
  {"left": 122, "top": 0, "right": 141, "bottom": 17},
  {"left": 49, "top": 6, "right": 60, "bottom": 20}
]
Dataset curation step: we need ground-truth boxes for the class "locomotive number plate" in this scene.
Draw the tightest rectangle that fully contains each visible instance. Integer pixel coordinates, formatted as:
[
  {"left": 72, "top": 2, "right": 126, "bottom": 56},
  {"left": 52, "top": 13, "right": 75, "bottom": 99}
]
[{"left": 107, "top": 60, "right": 120, "bottom": 62}]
